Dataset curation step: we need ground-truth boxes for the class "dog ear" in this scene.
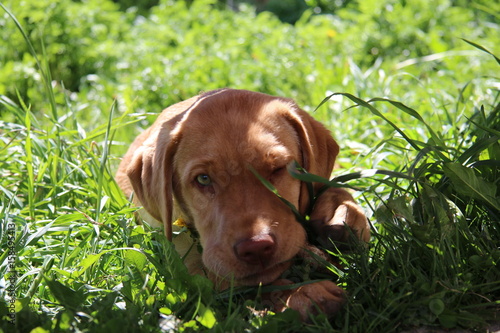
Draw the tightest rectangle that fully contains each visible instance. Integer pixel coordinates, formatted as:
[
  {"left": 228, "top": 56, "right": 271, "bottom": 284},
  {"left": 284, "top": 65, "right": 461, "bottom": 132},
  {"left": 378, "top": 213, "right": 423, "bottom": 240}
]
[
  {"left": 122, "top": 92, "right": 228, "bottom": 240},
  {"left": 283, "top": 105, "right": 340, "bottom": 214},
  {"left": 126, "top": 129, "right": 177, "bottom": 240}
]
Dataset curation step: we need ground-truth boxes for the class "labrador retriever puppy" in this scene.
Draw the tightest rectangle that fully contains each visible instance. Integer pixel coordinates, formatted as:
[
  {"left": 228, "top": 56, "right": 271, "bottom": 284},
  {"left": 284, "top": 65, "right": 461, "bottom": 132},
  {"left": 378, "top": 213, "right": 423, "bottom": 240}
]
[{"left": 116, "top": 89, "right": 369, "bottom": 320}]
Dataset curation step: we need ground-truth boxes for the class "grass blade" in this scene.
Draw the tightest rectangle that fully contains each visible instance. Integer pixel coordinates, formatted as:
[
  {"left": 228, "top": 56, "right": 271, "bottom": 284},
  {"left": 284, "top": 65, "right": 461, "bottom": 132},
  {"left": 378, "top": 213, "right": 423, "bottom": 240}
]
[
  {"left": 95, "top": 101, "right": 116, "bottom": 223},
  {"left": 461, "top": 38, "right": 500, "bottom": 65},
  {"left": 317, "top": 93, "right": 422, "bottom": 151},
  {"left": 23, "top": 108, "right": 35, "bottom": 220},
  {"left": 369, "top": 97, "right": 444, "bottom": 147},
  {"left": 0, "top": 3, "right": 58, "bottom": 121},
  {"left": 248, "top": 166, "right": 305, "bottom": 224}
]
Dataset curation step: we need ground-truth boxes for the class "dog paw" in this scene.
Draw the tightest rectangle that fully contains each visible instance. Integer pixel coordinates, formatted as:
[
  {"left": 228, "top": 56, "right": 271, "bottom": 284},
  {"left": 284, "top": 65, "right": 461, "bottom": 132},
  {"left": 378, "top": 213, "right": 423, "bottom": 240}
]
[
  {"left": 266, "top": 279, "right": 345, "bottom": 321},
  {"left": 309, "top": 188, "right": 370, "bottom": 249}
]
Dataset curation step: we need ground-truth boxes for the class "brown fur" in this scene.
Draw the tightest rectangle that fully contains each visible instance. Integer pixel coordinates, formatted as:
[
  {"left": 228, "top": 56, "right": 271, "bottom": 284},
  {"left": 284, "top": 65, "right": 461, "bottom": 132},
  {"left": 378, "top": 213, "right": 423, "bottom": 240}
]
[{"left": 116, "top": 89, "right": 369, "bottom": 320}]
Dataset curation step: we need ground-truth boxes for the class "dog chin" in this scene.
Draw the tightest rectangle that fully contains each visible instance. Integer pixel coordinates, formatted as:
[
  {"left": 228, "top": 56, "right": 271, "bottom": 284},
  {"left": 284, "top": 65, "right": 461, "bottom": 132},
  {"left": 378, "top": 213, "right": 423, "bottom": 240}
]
[{"left": 234, "top": 261, "right": 292, "bottom": 286}]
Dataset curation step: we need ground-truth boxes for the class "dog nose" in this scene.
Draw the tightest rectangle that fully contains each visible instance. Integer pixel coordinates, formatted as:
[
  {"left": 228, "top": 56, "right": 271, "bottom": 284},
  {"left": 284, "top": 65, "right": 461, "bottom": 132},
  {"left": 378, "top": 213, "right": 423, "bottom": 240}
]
[{"left": 234, "top": 235, "right": 276, "bottom": 265}]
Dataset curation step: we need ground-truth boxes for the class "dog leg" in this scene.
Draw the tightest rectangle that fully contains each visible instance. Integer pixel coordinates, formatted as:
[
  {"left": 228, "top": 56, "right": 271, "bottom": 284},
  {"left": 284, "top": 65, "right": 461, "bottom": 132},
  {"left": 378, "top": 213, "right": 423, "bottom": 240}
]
[
  {"left": 309, "top": 188, "right": 370, "bottom": 250},
  {"left": 265, "top": 278, "right": 345, "bottom": 321}
]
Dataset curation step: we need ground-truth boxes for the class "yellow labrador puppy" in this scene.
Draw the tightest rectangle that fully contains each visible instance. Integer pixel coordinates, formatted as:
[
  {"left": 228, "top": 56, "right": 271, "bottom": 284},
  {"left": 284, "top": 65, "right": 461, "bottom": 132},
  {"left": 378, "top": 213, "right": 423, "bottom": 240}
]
[{"left": 116, "top": 89, "right": 369, "bottom": 320}]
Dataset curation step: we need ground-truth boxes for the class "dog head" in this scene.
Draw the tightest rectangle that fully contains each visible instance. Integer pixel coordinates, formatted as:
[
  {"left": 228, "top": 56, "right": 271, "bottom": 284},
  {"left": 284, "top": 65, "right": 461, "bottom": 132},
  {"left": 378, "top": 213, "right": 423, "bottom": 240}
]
[{"left": 124, "top": 89, "right": 339, "bottom": 286}]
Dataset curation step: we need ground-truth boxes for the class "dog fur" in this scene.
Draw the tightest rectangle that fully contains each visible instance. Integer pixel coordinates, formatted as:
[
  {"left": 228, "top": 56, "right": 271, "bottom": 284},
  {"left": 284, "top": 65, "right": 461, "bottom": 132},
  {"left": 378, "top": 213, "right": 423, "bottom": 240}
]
[{"left": 116, "top": 89, "right": 369, "bottom": 320}]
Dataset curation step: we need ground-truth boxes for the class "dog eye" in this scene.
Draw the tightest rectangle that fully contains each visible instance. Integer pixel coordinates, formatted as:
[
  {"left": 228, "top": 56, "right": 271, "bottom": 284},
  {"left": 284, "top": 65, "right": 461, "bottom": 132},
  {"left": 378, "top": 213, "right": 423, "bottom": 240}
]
[
  {"left": 195, "top": 174, "right": 212, "bottom": 186},
  {"left": 268, "top": 166, "right": 286, "bottom": 182},
  {"left": 272, "top": 167, "right": 286, "bottom": 175}
]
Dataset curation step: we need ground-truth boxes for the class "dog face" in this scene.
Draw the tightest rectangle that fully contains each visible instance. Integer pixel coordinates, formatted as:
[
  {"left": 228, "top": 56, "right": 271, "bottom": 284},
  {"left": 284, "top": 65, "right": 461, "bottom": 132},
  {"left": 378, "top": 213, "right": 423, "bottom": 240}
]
[
  {"left": 173, "top": 98, "right": 309, "bottom": 285},
  {"left": 119, "top": 89, "right": 339, "bottom": 287}
]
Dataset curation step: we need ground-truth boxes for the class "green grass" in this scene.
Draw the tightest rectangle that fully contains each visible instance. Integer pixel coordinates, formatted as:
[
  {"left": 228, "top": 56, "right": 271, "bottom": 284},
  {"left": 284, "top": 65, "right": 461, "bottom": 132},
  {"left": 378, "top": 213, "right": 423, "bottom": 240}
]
[{"left": 1, "top": 0, "right": 499, "bottom": 332}]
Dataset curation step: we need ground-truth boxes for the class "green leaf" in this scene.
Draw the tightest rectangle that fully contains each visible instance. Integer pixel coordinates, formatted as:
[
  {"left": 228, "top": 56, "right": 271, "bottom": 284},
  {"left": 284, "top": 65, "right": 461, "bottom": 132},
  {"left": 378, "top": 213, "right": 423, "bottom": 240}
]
[
  {"left": 429, "top": 298, "right": 445, "bottom": 316},
  {"left": 386, "top": 196, "right": 415, "bottom": 223},
  {"left": 74, "top": 253, "right": 103, "bottom": 277},
  {"left": 45, "top": 278, "right": 87, "bottom": 311},
  {"left": 29, "top": 328, "right": 50, "bottom": 333},
  {"left": 443, "top": 163, "right": 499, "bottom": 208},
  {"left": 25, "top": 221, "right": 54, "bottom": 246},
  {"left": 438, "top": 310, "right": 458, "bottom": 328},
  {"left": 123, "top": 249, "right": 147, "bottom": 270},
  {"left": 196, "top": 303, "right": 216, "bottom": 329},
  {"left": 57, "top": 310, "right": 74, "bottom": 330}
]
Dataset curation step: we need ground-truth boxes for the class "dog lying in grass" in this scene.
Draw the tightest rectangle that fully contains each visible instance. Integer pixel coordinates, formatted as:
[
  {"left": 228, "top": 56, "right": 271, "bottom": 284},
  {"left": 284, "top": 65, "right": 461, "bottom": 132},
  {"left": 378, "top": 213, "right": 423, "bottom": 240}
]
[{"left": 116, "top": 89, "right": 370, "bottom": 321}]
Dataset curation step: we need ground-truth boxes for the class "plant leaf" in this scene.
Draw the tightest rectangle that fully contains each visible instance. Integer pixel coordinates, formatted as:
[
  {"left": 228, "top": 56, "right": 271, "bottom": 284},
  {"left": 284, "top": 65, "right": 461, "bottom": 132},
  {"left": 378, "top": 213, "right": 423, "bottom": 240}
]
[
  {"left": 45, "top": 278, "right": 87, "bottom": 311},
  {"left": 196, "top": 303, "right": 216, "bottom": 329},
  {"left": 124, "top": 249, "right": 147, "bottom": 271},
  {"left": 443, "top": 163, "right": 500, "bottom": 208}
]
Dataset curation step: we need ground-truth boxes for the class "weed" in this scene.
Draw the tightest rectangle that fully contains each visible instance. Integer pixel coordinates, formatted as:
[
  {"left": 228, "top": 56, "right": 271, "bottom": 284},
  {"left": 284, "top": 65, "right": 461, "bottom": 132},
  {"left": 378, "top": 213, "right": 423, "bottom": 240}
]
[{"left": 0, "top": 1, "right": 498, "bottom": 332}]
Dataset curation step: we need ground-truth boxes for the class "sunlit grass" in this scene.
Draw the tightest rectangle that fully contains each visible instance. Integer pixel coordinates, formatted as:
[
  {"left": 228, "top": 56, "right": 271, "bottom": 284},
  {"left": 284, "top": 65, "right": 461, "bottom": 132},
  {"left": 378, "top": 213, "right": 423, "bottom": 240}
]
[{"left": 0, "top": 1, "right": 499, "bottom": 332}]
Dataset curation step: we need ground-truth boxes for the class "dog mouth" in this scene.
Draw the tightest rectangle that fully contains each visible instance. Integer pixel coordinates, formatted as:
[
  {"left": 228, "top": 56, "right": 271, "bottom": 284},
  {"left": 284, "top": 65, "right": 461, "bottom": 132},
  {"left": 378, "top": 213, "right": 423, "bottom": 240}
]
[{"left": 235, "top": 261, "right": 292, "bottom": 286}]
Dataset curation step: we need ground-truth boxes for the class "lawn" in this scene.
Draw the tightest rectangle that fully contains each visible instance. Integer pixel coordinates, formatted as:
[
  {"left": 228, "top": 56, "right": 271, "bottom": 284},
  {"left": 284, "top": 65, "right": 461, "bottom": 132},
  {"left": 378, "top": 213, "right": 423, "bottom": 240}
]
[{"left": 0, "top": 0, "right": 499, "bottom": 332}]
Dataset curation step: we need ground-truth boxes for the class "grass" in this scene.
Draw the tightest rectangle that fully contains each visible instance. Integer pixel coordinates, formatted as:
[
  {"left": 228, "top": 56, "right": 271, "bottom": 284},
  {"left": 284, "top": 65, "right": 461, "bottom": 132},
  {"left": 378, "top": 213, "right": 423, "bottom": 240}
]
[{"left": 1, "top": 1, "right": 499, "bottom": 332}]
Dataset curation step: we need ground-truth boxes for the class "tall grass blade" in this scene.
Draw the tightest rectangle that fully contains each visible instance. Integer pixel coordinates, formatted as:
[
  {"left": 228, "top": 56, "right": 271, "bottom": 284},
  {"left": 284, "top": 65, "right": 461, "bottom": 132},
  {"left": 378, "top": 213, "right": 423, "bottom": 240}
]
[
  {"left": 248, "top": 166, "right": 305, "bottom": 223},
  {"left": 0, "top": 2, "right": 58, "bottom": 121},
  {"left": 458, "top": 137, "right": 499, "bottom": 164},
  {"left": 25, "top": 256, "right": 54, "bottom": 301},
  {"left": 466, "top": 115, "right": 500, "bottom": 137},
  {"left": 369, "top": 97, "right": 444, "bottom": 147},
  {"left": 288, "top": 166, "right": 413, "bottom": 187},
  {"left": 95, "top": 101, "right": 116, "bottom": 223},
  {"left": 316, "top": 93, "right": 422, "bottom": 151},
  {"left": 23, "top": 108, "right": 35, "bottom": 219},
  {"left": 461, "top": 39, "right": 500, "bottom": 65}
]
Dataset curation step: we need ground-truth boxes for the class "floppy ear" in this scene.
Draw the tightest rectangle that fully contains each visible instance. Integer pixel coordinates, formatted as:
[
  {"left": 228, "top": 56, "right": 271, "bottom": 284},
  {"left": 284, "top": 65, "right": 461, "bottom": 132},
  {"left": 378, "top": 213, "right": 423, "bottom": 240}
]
[
  {"left": 120, "top": 91, "right": 228, "bottom": 240},
  {"left": 126, "top": 127, "right": 180, "bottom": 241},
  {"left": 283, "top": 106, "right": 340, "bottom": 214}
]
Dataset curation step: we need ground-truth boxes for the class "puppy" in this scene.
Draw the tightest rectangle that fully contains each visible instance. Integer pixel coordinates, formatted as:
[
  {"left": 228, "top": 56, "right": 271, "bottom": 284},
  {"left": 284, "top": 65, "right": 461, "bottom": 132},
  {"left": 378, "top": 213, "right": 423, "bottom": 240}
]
[{"left": 116, "top": 89, "right": 369, "bottom": 320}]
